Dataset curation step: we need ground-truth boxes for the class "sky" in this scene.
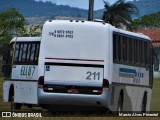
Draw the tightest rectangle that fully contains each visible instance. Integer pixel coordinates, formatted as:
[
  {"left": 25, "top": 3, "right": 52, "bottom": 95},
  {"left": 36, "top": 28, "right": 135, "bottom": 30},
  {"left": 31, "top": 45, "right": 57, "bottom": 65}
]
[{"left": 35, "top": 0, "right": 134, "bottom": 10}]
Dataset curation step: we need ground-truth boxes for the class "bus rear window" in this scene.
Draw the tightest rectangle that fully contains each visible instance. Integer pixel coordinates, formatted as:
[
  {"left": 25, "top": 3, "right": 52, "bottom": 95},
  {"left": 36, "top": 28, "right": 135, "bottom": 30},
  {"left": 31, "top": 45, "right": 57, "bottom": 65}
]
[{"left": 13, "top": 41, "right": 40, "bottom": 65}]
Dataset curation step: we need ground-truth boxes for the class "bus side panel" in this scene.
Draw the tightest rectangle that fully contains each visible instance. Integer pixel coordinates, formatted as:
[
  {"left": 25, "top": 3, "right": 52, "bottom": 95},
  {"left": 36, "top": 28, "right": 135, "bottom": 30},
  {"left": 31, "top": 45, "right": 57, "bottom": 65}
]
[
  {"left": 113, "top": 65, "right": 149, "bottom": 86},
  {"left": 3, "top": 81, "right": 12, "bottom": 102},
  {"left": 11, "top": 65, "right": 39, "bottom": 104},
  {"left": 109, "top": 85, "right": 152, "bottom": 111},
  {"left": 111, "top": 64, "right": 151, "bottom": 111},
  {"left": 146, "top": 89, "right": 152, "bottom": 111},
  {"left": 14, "top": 81, "right": 38, "bottom": 104},
  {"left": 108, "top": 84, "right": 126, "bottom": 111},
  {"left": 125, "top": 86, "right": 152, "bottom": 111}
]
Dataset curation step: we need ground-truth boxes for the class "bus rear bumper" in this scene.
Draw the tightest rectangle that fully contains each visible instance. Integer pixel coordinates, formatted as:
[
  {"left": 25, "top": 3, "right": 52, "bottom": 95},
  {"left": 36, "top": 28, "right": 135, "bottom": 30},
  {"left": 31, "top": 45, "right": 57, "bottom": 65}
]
[{"left": 38, "top": 88, "right": 109, "bottom": 108}]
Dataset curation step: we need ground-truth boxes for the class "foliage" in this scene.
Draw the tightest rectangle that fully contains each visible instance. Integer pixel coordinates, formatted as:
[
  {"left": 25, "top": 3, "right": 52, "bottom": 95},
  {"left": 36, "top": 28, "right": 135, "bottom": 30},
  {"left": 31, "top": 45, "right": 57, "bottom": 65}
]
[
  {"left": 102, "top": 0, "right": 139, "bottom": 30},
  {"left": 0, "top": 0, "right": 88, "bottom": 18},
  {"left": 0, "top": 8, "right": 26, "bottom": 55},
  {"left": 132, "top": 0, "right": 160, "bottom": 17},
  {"left": 22, "top": 24, "right": 42, "bottom": 37},
  {"left": 0, "top": 0, "right": 160, "bottom": 20},
  {"left": 28, "top": 24, "right": 42, "bottom": 37},
  {"left": 131, "top": 12, "right": 160, "bottom": 30}
]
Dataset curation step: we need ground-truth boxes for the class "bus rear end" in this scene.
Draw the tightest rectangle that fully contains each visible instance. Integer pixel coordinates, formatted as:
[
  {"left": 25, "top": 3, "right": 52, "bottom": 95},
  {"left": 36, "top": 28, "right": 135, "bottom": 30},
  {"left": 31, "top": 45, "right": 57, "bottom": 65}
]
[{"left": 38, "top": 20, "right": 111, "bottom": 110}]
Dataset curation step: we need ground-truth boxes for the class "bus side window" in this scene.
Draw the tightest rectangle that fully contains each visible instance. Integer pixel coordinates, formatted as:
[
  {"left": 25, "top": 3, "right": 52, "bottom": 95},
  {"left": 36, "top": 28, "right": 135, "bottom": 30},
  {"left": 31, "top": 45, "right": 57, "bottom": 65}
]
[
  {"left": 137, "top": 40, "right": 140, "bottom": 64},
  {"left": 113, "top": 34, "right": 116, "bottom": 62},
  {"left": 21, "top": 44, "right": 27, "bottom": 62},
  {"left": 120, "top": 36, "right": 125, "bottom": 62},
  {"left": 26, "top": 44, "right": 32, "bottom": 62},
  {"left": 126, "top": 37, "right": 130, "bottom": 63},
  {"left": 129, "top": 38, "right": 132, "bottom": 62},
  {"left": 19, "top": 44, "right": 23, "bottom": 62},
  {"left": 134, "top": 39, "right": 137, "bottom": 63},
  {"left": 142, "top": 41, "right": 145, "bottom": 65},
  {"left": 123, "top": 37, "right": 127, "bottom": 62},
  {"left": 139, "top": 40, "right": 143, "bottom": 64},
  {"left": 117, "top": 35, "right": 121, "bottom": 62},
  {"left": 14, "top": 44, "right": 20, "bottom": 63},
  {"left": 131, "top": 38, "right": 135, "bottom": 63},
  {"left": 35, "top": 44, "right": 40, "bottom": 62},
  {"left": 30, "top": 44, "right": 36, "bottom": 62},
  {"left": 154, "top": 51, "right": 159, "bottom": 71}
]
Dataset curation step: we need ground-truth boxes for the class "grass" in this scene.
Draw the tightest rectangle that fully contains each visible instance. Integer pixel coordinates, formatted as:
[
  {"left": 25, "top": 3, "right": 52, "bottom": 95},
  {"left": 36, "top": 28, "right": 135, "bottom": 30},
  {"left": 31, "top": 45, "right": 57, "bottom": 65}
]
[
  {"left": 0, "top": 77, "right": 160, "bottom": 119},
  {"left": 150, "top": 79, "right": 160, "bottom": 111},
  {"left": 1, "top": 117, "right": 160, "bottom": 120}
]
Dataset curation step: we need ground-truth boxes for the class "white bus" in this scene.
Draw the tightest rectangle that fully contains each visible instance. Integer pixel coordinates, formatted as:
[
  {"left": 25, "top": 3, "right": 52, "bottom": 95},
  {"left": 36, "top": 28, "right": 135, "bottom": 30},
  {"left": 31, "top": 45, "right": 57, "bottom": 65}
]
[{"left": 1, "top": 20, "right": 158, "bottom": 112}]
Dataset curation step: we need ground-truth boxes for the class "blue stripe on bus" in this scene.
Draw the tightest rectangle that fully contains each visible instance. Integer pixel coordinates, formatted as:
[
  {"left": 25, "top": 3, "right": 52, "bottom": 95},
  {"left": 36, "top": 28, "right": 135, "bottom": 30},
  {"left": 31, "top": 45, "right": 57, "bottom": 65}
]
[
  {"left": 119, "top": 68, "right": 136, "bottom": 74},
  {"left": 119, "top": 68, "right": 144, "bottom": 78}
]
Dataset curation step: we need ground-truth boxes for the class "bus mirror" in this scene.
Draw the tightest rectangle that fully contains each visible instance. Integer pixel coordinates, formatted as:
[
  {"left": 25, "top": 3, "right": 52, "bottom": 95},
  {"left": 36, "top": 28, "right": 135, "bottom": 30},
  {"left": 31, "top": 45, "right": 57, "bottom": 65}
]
[
  {"left": 1, "top": 64, "right": 6, "bottom": 74},
  {"left": 1, "top": 54, "right": 11, "bottom": 76},
  {"left": 2, "top": 54, "right": 7, "bottom": 64},
  {"left": 1, "top": 55, "right": 6, "bottom": 74},
  {"left": 1, "top": 64, "right": 12, "bottom": 76},
  {"left": 154, "top": 58, "right": 159, "bottom": 72}
]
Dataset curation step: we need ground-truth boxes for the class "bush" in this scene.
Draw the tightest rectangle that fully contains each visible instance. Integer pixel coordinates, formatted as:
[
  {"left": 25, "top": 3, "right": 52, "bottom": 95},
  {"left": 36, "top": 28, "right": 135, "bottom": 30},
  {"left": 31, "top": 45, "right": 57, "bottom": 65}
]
[{"left": 0, "top": 56, "right": 3, "bottom": 77}]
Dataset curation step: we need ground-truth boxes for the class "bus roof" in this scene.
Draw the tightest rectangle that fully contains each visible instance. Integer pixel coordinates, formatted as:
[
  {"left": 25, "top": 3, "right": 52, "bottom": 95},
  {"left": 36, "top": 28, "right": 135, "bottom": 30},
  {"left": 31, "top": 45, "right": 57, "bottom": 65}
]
[
  {"left": 112, "top": 27, "right": 151, "bottom": 40},
  {"left": 44, "top": 20, "right": 151, "bottom": 41},
  {"left": 10, "top": 37, "right": 41, "bottom": 43}
]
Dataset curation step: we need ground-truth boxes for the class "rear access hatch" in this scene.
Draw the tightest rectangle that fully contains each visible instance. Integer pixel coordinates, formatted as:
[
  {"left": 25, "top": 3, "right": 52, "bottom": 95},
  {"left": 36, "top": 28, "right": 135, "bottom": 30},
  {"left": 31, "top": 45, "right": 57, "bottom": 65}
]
[{"left": 44, "top": 63, "right": 104, "bottom": 87}]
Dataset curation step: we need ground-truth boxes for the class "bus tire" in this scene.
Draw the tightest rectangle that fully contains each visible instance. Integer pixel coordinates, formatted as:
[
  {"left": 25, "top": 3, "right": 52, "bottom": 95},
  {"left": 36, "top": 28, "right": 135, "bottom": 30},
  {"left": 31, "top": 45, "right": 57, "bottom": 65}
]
[
  {"left": 11, "top": 94, "right": 21, "bottom": 110},
  {"left": 117, "top": 92, "right": 123, "bottom": 113},
  {"left": 141, "top": 91, "right": 147, "bottom": 113}
]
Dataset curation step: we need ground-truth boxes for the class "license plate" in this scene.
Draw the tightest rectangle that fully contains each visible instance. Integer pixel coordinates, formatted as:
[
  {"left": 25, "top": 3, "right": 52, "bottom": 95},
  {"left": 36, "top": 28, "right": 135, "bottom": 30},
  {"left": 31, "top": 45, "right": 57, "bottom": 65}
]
[{"left": 68, "top": 89, "right": 79, "bottom": 94}]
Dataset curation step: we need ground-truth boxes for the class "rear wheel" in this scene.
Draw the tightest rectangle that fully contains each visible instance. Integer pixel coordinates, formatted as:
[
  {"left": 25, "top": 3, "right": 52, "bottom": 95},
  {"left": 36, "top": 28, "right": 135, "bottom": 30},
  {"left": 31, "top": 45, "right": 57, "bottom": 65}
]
[
  {"left": 141, "top": 92, "right": 147, "bottom": 112},
  {"left": 117, "top": 93, "right": 123, "bottom": 113},
  {"left": 11, "top": 94, "right": 21, "bottom": 110}
]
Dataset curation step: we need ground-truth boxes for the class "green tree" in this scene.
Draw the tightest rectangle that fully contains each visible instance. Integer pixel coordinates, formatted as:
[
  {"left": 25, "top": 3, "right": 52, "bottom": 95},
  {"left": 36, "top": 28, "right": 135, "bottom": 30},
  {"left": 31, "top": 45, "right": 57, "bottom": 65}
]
[
  {"left": 0, "top": 8, "right": 26, "bottom": 55},
  {"left": 28, "top": 24, "right": 42, "bottom": 37},
  {"left": 102, "top": 0, "right": 139, "bottom": 30},
  {"left": 131, "top": 12, "right": 160, "bottom": 30}
]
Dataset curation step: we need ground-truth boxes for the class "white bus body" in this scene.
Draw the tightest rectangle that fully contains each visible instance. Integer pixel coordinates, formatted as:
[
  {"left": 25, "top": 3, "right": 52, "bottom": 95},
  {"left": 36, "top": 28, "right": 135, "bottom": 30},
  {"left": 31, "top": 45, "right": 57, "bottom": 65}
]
[{"left": 2, "top": 20, "right": 154, "bottom": 112}]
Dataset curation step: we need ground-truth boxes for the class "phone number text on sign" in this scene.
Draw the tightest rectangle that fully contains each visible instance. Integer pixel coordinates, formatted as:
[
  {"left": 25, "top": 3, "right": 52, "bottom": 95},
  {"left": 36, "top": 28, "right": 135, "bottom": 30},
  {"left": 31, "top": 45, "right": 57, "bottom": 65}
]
[{"left": 49, "top": 30, "right": 74, "bottom": 38}]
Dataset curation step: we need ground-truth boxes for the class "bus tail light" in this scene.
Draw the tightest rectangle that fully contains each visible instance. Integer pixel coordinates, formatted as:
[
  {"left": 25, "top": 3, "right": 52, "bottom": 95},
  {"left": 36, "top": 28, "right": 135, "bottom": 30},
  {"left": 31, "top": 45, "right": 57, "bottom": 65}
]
[
  {"left": 103, "top": 79, "right": 109, "bottom": 89},
  {"left": 38, "top": 76, "right": 44, "bottom": 88}
]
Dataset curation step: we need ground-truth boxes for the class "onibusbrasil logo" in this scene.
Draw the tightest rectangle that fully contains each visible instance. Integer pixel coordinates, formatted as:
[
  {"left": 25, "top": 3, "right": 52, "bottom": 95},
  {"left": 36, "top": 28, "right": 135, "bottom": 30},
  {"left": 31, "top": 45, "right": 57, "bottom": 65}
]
[{"left": 1, "top": 112, "right": 42, "bottom": 118}]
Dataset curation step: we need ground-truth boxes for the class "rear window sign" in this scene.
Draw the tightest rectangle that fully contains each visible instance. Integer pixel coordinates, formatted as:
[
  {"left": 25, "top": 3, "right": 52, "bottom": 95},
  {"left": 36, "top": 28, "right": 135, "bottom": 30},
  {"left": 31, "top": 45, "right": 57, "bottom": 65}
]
[
  {"left": 49, "top": 30, "right": 74, "bottom": 38},
  {"left": 46, "top": 66, "right": 50, "bottom": 71}
]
